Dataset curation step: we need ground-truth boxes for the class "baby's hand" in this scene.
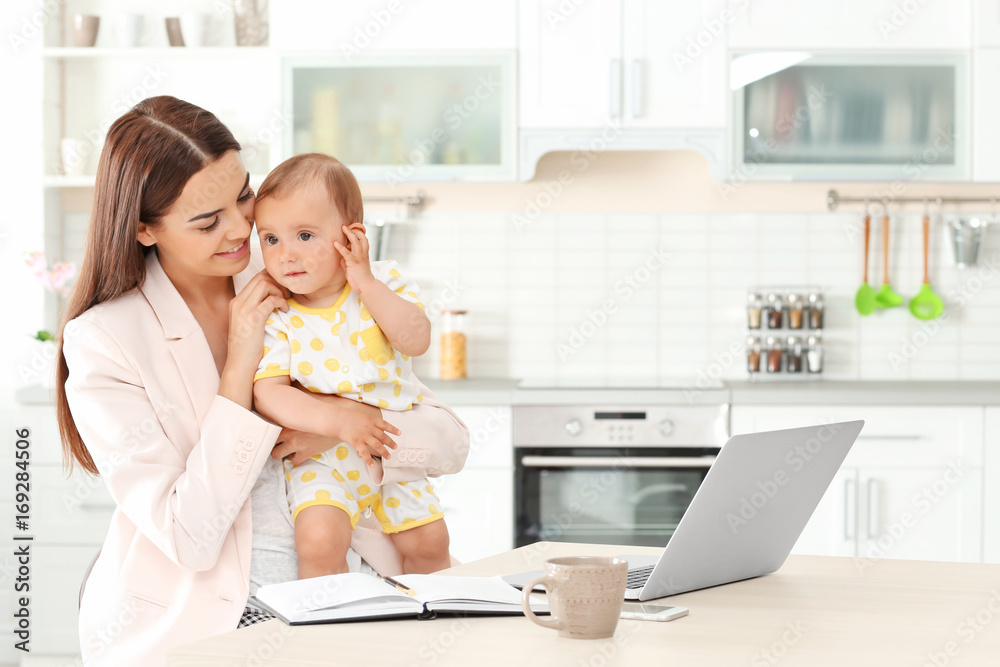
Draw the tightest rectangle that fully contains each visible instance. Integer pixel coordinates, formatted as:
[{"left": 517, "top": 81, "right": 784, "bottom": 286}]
[
  {"left": 335, "top": 223, "right": 376, "bottom": 295},
  {"left": 335, "top": 404, "right": 399, "bottom": 468}
]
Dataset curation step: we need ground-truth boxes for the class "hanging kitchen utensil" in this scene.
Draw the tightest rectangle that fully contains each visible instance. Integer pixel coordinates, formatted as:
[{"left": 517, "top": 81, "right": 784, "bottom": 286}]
[
  {"left": 909, "top": 210, "right": 944, "bottom": 320},
  {"left": 875, "top": 212, "right": 904, "bottom": 309},
  {"left": 855, "top": 210, "right": 878, "bottom": 316}
]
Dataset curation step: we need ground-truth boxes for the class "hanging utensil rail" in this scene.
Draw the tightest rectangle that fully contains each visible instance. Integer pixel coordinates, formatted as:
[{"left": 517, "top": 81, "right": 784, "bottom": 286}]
[{"left": 826, "top": 189, "right": 997, "bottom": 211}]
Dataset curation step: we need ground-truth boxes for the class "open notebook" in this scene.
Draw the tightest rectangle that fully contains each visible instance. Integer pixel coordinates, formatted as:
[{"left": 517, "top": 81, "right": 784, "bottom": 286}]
[{"left": 251, "top": 573, "right": 549, "bottom": 625}]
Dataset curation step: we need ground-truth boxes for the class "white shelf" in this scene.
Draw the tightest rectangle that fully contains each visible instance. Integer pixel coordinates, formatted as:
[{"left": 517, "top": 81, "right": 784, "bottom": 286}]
[
  {"left": 43, "top": 175, "right": 96, "bottom": 187},
  {"left": 42, "top": 47, "right": 272, "bottom": 58}
]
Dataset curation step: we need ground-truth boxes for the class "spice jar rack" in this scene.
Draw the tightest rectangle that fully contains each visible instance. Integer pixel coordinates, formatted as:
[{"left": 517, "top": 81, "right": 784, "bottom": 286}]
[{"left": 745, "top": 287, "right": 824, "bottom": 381}]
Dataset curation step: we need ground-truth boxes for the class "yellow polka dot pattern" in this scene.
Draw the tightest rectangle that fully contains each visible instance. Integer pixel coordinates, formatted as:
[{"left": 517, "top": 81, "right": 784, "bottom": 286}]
[
  {"left": 266, "top": 363, "right": 280, "bottom": 372},
  {"left": 411, "top": 489, "right": 421, "bottom": 499},
  {"left": 345, "top": 491, "right": 354, "bottom": 500},
  {"left": 332, "top": 470, "right": 345, "bottom": 482},
  {"left": 378, "top": 368, "right": 389, "bottom": 380},
  {"left": 337, "top": 381, "right": 353, "bottom": 393},
  {"left": 428, "top": 504, "right": 439, "bottom": 514},
  {"left": 265, "top": 318, "right": 274, "bottom": 326},
  {"left": 347, "top": 470, "right": 360, "bottom": 481},
  {"left": 301, "top": 470, "right": 316, "bottom": 482},
  {"left": 290, "top": 315, "right": 304, "bottom": 328},
  {"left": 357, "top": 484, "right": 371, "bottom": 496},
  {"left": 298, "top": 361, "right": 313, "bottom": 376},
  {"left": 385, "top": 497, "right": 400, "bottom": 508},
  {"left": 362, "top": 382, "right": 376, "bottom": 392},
  {"left": 325, "top": 358, "right": 340, "bottom": 372},
  {"left": 307, "top": 386, "right": 321, "bottom": 393},
  {"left": 276, "top": 331, "right": 287, "bottom": 341},
  {"left": 378, "top": 399, "right": 389, "bottom": 408},
  {"left": 290, "top": 339, "right": 301, "bottom": 354},
  {"left": 315, "top": 489, "right": 331, "bottom": 500},
  {"left": 262, "top": 346, "right": 270, "bottom": 356},
  {"left": 360, "top": 307, "right": 372, "bottom": 321},
  {"left": 311, "top": 338, "right": 324, "bottom": 351},
  {"left": 335, "top": 446, "right": 349, "bottom": 460}
]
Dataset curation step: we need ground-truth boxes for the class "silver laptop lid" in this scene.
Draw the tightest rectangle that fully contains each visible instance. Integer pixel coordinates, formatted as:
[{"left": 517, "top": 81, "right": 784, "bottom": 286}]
[{"left": 637, "top": 420, "right": 864, "bottom": 600}]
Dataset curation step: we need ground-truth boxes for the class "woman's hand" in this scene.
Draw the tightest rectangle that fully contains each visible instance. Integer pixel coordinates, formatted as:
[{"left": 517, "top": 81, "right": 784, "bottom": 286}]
[
  {"left": 227, "top": 270, "right": 288, "bottom": 368},
  {"left": 271, "top": 428, "right": 339, "bottom": 467},
  {"left": 219, "top": 270, "right": 288, "bottom": 409},
  {"left": 335, "top": 223, "right": 376, "bottom": 295}
]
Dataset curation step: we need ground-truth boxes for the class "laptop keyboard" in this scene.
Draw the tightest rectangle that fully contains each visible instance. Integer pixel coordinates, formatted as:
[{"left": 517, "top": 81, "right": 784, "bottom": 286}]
[{"left": 626, "top": 565, "right": 654, "bottom": 589}]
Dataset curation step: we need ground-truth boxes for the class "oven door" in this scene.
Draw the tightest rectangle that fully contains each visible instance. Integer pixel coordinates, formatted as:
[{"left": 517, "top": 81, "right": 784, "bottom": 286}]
[{"left": 515, "top": 447, "right": 718, "bottom": 548}]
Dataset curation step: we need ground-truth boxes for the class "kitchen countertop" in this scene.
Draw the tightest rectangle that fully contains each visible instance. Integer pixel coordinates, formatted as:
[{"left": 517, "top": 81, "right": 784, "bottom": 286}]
[
  {"left": 16, "top": 379, "right": 1000, "bottom": 407},
  {"left": 421, "top": 379, "right": 1000, "bottom": 406}
]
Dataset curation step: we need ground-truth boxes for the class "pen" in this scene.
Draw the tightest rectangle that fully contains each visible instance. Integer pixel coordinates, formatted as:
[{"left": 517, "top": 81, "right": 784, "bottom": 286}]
[{"left": 384, "top": 576, "right": 416, "bottom": 597}]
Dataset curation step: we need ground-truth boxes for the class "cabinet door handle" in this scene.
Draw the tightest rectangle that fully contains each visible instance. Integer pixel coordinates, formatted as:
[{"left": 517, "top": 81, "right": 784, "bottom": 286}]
[
  {"left": 629, "top": 58, "right": 642, "bottom": 120},
  {"left": 867, "top": 478, "right": 880, "bottom": 539},
  {"left": 609, "top": 58, "right": 622, "bottom": 122},
  {"left": 844, "top": 478, "right": 856, "bottom": 540}
]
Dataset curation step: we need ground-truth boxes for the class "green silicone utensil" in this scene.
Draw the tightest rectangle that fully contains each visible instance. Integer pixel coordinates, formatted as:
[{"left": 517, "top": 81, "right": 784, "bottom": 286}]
[
  {"left": 909, "top": 214, "right": 944, "bottom": 320},
  {"left": 875, "top": 213, "right": 904, "bottom": 309},
  {"left": 855, "top": 214, "right": 878, "bottom": 316}
]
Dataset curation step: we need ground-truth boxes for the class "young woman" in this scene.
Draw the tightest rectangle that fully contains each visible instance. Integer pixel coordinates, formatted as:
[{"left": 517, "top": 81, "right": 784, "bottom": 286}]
[{"left": 56, "top": 96, "right": 468, "bottom": 666}]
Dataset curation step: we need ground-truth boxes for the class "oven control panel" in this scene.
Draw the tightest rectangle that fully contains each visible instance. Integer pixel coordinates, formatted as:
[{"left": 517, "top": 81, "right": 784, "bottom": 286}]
[{"left": 515, "top": 405, "right": 729, "bottom": 448}]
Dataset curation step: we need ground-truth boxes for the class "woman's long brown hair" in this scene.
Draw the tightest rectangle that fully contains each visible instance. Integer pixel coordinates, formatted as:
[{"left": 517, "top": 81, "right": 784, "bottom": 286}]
[{"left": 57, "top": 96, "right": 241, "bottom": 475}]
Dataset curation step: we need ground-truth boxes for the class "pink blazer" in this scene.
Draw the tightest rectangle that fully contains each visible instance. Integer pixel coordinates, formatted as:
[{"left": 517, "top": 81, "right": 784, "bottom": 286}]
[{"left": 64, "top": 247, "right": 469, "bottom": 666}]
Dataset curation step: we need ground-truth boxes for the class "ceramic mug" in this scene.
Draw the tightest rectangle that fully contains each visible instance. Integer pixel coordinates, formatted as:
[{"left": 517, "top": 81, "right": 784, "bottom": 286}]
[
  {"left": 521, "top": 556, "right": 628, "bottom": 639},
  {"left": 179, "top": 12, "right": 209, "bottom": 48},
  {"left": 71, "top": 14, "right": 99, "bottom": 47},
  {"left": 113, "top": 13, "right": 144, "bottom": 48},
  {"left": 165, "top": 17, "right": 185, "bottom": 47}
]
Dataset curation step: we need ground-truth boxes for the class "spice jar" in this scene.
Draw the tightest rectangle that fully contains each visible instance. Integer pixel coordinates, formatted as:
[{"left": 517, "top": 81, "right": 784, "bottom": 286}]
[
  {"left": 787, "top": 293, "right": 804, "bottom": 329},
  {"left": 747, "top": 292, "right": 763, "bottom": 329},
  {"left": 807, "top": 335, "right": 824, "bottom": 373},
  {"left": 746, "top": 336, "right": 762, "bottom": 373},
  {"left": 765, "top": 336, "right": 783, "bottom": 373},
  {"left": 765, "top": 292, "right": 784, "bottom": 329},
  {"left": 786, "top": 336, "right": 803, "bottom": 373},
  {"left": 439, "top": 309, "right": 467, "bottom": 380},
  {"left": 807, "top": 292, "right": 824, "bottom": 329}
]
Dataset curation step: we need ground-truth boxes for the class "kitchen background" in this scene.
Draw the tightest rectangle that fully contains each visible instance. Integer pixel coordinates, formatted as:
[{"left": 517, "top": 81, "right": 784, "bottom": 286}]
[{"left": 2, "top": 0, "right": 1000, "bottom": 663}]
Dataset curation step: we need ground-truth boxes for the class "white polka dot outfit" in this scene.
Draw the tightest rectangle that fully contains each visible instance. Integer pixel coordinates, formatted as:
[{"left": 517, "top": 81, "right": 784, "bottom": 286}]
[
  {"left": 254, "top": 260, "right": 441, "bottom": 532},
  {"left": 284, "top": 446, "right": 443, "bottom": 533}
]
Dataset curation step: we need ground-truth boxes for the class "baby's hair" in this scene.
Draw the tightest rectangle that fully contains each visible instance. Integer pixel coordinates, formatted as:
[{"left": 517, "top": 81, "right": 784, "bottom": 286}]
[{"left": 257, "top": 152, "right": 363, "bottom": 225}]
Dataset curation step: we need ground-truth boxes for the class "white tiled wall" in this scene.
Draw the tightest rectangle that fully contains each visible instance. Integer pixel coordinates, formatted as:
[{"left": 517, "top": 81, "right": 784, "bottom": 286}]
[{"left": 388, "top": 211, "right": 1000, "bottom": 384}]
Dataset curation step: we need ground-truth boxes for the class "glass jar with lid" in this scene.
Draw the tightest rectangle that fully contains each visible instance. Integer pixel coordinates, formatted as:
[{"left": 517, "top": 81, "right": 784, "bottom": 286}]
[
  {"left": 765, "top": 292, "right": 784, "bottom": 329},
  {"left": 787, "top": 293, "right": 805, "bottom": 329},
  {"left": 786, "top": 336, "right": 804, "bottom": 372},
  {"left": 439, "top": 309, "right": 467, "bottom": 380},
  {"left": 765, "top": 336, "right": 783, "bottom": 373},
  {"left": 747, "top": 292, "right": 763, "bottom": 329},
  {"left": 807, "top": 293, "right": 824, "bottom": 329},
  {"left": 746, "top": 335, "right": 762, "bottom": 373},
  {"left": 806, "top": 335, "right": 824, "bottom": 373}
]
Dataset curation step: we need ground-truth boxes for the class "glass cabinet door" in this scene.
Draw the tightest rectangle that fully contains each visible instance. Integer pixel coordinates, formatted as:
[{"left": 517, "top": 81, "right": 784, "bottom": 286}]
[
  {"left": 731, "top": 53, "right": 967, "bottom": 181},
  {"left": 284, "top": 53, "right": 515, "bottom": 181}
]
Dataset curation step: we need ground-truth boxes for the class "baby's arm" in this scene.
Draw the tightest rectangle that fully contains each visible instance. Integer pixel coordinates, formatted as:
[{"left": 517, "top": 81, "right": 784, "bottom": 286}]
[
  {"left": 337, "top": 223, "right": 431, "bottom": 357},
  {"left": 253, "top": 376, "right": 399, "bottom": 467}
]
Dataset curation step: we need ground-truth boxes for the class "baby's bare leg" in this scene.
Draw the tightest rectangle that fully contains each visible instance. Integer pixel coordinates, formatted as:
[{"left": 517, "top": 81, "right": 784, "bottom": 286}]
[
  {"left": 295, "top": 505, "right": 353, "bottom": 579},
  {"left": 389, "top": 519, "right": 452, "bottom": 574}
]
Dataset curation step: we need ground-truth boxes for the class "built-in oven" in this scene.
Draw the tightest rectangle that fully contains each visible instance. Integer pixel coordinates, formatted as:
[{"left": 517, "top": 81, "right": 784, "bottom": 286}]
[{"left": 513, "top": 404, "right": 729, "bottom": 548}]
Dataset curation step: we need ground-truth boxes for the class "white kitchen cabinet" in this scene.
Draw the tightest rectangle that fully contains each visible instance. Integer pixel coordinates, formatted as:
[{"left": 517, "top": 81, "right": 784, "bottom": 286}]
[
  {"left": 985, "top": 407, "right": 1000, "bottom": 563},
  {"left": 518, "top": 0, "right": 726, "bottom": 129},
  {"left": 732, "top": 405, "right": 984, "bottom": 562},
  {"left": 270, "top": 0, "right": 516, "bottom": 52},
  {"left": 727, "top": 0, "right": 972, "bottom": 50},
  {"left": 975, "top": 0, "right": 1000, "bottom": 46},
  {"left": 972, "top": 49, "right": 1000, "bottom": 182},
  {"left": 435, "top": 406, "right": 514, "bottom": 563}
]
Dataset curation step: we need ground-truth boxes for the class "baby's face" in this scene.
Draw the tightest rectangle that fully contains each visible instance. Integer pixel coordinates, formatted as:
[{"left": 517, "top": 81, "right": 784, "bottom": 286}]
[{"left": 255, "top": 181, "right": 352, "bottom": 305}]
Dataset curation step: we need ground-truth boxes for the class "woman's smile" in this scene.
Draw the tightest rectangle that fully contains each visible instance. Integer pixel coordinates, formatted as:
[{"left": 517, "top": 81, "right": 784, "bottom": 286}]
[{"left": 215, "top": 238, "right": 250, "bottom": 259}]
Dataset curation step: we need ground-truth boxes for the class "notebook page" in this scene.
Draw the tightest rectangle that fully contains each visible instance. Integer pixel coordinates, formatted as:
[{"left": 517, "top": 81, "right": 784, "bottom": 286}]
[
  {"left": 394, "top": 575, "right": 525, "bottom": 606},
  {"left": 257, "top": 573, "right": 416, "bottom": 614}
]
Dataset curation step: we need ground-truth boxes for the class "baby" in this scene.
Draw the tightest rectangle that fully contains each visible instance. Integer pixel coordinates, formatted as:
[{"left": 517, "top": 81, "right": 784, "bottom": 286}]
[{"left": 252, "top": 153, "right": 452, "bottom": 578}]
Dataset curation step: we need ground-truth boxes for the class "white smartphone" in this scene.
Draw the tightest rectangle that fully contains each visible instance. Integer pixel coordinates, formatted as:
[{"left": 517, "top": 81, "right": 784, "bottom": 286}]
[{"left": 619, "top": 602, "right": 689, "bottom": 622}]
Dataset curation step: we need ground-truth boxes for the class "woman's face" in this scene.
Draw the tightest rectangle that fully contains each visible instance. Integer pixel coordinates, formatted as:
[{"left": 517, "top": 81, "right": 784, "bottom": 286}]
[{"left": 137, "top": 150, "right": 256, "bottom": 280}]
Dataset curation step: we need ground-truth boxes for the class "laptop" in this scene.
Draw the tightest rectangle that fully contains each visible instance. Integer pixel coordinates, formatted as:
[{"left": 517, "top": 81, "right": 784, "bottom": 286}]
[{"left": 504, "top": 420, "right": 864, "bottom": 601}]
